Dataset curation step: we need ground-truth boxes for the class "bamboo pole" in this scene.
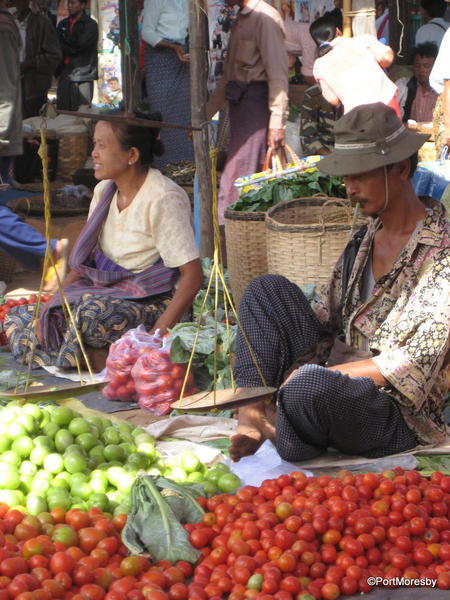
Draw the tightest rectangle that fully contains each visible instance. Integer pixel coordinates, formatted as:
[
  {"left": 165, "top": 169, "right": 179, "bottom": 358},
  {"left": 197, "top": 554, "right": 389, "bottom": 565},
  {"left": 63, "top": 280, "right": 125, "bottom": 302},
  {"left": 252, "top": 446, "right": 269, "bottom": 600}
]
[
  {"left": 189, "top": 0, "right": 214, "bottom": 258},
  {"left": 343, "top": 0, "right": 352, "bottom": 37},
  {"left": 119, "top": 0, "right": 141, "bottom": 115}
]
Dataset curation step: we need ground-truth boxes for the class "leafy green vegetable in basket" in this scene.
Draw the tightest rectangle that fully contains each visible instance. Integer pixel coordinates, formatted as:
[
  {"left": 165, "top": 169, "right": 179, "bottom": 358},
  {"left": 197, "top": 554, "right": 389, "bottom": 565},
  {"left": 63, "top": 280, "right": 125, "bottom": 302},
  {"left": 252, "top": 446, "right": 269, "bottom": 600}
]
[
  {"left": 122, "top": 475, "right": 202, "bottom": 563},
  {"left": 168, "top": 320, "right": 236, "bottom": 390},
  {"left": 230, "top": 169, "right": 346, "bottom": 213}
]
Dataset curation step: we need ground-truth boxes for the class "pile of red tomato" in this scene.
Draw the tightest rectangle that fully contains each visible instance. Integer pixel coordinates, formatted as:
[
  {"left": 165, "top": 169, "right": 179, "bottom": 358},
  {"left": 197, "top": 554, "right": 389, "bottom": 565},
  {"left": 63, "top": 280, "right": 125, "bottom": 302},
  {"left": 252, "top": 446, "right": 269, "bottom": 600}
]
[
  {"left": 0, "top": 295, "right": 52, "bottom": 346},
  {"left": 182, "top": 468, "right": 450, "bottom": 600},
  {"left": 0, "top": 503, "right": 194, "bottom": 600}
]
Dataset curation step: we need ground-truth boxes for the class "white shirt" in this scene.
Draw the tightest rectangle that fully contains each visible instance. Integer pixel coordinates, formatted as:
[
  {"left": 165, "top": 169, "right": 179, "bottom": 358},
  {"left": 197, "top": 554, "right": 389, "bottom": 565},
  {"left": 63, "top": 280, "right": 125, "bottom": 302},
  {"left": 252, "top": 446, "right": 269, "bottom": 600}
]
[
  {"left": 430, "top": 27, "right": 450, "bottom": 94},
  {"left": 142, "top": 0, "right": 189, "bottom": 47},
  {"left": 88, "top": 169, "right": 199, "bottom": 273},
  {"left": 16, "top": 14, "right": 29, "bottom": 63},
  {"left": 415, "top": 17, "right": 450, "bottom": 48}
]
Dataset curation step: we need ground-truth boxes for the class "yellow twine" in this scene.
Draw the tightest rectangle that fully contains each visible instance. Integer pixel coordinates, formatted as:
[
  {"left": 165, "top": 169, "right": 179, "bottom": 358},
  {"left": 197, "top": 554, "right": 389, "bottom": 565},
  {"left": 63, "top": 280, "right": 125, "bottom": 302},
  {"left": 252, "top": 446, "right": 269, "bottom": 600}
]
[{"left": 19, "top": 127, "right": 95, "bottom": 392}]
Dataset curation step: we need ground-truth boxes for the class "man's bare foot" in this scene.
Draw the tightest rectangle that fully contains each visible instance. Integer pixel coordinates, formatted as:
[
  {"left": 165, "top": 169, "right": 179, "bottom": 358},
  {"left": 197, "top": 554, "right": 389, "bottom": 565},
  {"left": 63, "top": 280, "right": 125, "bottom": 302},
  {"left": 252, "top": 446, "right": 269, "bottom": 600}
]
[{"left": 229, "top": 396, "right": 276, "bottom": 462}]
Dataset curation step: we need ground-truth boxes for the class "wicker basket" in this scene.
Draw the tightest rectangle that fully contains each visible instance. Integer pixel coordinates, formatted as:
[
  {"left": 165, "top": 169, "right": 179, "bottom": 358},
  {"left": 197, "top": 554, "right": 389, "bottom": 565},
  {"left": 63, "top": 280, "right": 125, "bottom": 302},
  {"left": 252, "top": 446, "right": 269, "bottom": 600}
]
[
  {"left": 266, "top": 197, "right": 366, "bottom": 288},
  {"left": 224, "top": 209, "right": 267, "bottom": 305},
  {"left": 56, "top": 133, "right": 89, "bottom": 182},
  {"left": 0, "top": 248, "right": 17, "bottom": 283}
]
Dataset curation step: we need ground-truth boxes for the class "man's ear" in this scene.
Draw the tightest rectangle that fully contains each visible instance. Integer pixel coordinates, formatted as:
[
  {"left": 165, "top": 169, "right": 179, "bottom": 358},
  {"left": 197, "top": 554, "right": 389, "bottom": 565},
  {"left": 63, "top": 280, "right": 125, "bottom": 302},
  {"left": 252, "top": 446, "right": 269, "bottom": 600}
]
[{"left": 395, "top": 158, "right": 412, "bottom": 180}]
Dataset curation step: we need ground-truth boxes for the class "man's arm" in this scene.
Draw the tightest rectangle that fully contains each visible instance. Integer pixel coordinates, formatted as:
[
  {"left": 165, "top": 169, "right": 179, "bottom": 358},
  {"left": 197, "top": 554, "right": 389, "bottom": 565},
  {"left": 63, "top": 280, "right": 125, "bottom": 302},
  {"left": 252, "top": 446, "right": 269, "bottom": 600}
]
[{"left": 256, "top": 12, "right": 289, "bottom": 149}]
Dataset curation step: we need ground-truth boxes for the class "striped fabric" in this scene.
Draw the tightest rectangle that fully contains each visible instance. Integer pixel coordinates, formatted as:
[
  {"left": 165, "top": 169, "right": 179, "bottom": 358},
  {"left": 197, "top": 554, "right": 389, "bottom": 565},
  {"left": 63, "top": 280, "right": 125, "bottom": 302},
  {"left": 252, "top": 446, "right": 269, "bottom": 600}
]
[{"left": 38, "top": 180, "right": 178, "bottom": 350}]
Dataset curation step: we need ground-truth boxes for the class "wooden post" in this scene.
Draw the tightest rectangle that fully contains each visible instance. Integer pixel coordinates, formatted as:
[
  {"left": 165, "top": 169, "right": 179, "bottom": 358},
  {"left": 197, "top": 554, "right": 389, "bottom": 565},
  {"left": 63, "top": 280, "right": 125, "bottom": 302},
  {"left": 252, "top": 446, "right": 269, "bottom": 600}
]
[
  {"left": 189, "top": 0, "right": 214, "bottom": 258},
  {"left": 342, "top": 0, "right": 353, "bottom": 37},
  {"left": 119, "top": 0, "right": 141, "bottom": 115}
]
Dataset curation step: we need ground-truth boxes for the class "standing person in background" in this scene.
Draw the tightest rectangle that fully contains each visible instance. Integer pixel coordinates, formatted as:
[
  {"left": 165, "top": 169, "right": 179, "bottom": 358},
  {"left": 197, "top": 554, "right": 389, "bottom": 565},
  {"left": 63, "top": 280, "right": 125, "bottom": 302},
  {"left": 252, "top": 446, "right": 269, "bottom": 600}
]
[
  {"left": 415, "top": 0, "right": 449, "bottom": 47},
  {"left": 396, "top": 42, "right": 438, "bottom": 123},
  {"left": 311, "top": 12, "right": 399, "bottom": 116},
  {"left": 12, "top": 0, "right": 61, "bottom": 118},
  {"left": 56, "top": 0, "right": 98, "bottom": 111},
  {"left": 284, "top": 21, "right": 317, "bottom": 85},
  {"left": 430, "top": 24, "right": 450, "bottom": 152},
  {"left": 0, "top": 1, "right": 68, "bottom": 292},
  {"left": 299, "top": 85, "right": 339, "bottom": 156},
  {"left": 375, "top": 0, "right": 389, "bottom": 44},
  {"left": 142, "top": 0, "right": 194, "bottom": 168},
  {"left": 206, "top": 0, "right": 289, "bottom": 223}
]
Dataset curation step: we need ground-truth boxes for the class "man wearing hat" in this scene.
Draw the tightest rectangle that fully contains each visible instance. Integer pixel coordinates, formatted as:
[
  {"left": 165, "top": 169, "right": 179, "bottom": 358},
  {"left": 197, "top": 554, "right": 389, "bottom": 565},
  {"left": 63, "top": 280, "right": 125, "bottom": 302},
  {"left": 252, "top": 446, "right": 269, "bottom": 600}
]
[{"left": 230, "top": 102, "right": 450, "bottom": 462}]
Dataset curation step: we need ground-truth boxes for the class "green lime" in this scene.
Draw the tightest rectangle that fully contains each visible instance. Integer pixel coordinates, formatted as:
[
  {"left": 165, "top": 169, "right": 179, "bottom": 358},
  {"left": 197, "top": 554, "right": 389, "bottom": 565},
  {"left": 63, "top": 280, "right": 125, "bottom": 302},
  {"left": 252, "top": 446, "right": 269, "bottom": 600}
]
[
  {"left": 89, "top": 493, "right": 110, "bottom": 511},
  {"left": 17, "top": 414, "right": 38, "bottom": 435},
  {"left": 1, "top": 407, "right": 18, "bottom": 424},
  {"left": 86, "top": 416, "right": 104, "bottom": 431},
  {"left": 68, "top": 418, "right": 90, "bottom": 436},
  {"left": 52, "top": 477, "right": 70, "bottom": 490},
  {"left": 47, "top": 491, "right": 71, "bottom": 510},
  {"left": 131, "top": 427, "right": 146, "bottom": 439},
  {"left": 26, "top": 493, "right": 48, "bottom": 516},
  {"left": 8, "top": 422, "right": 27, "bottom": 439},
  {"left": 0, "top": 434, "right": 11, "bottom": 453},
  {"left": 55, "top": 430, "right": 75, "bottom": 453},
  {"left": 33, "top": 435, "right": 55, "bottom": 450},
  {"left": 22, "top": 403, "right": 42, "bottom": 421},
  {"left": 76, "top": 432, "right": 97, "bottom": 452},
  {"left": 19, "top": 460, "right": 37, "bottom": 476},
  {"left": 88, "top": 446, "right": 104, "bottom": 466},
  {"left": 186, "top": 471, "right": 204, "bottom": 483},
  {"left": 19, "top": 474, "right": 34, "bottom": 494},
  {"left": 65, "top": 444, "right": 85, "bottom": 456},
  {"left": 206, "top": 469, "right": 222, "bottom": 485},
  {"left": 164, "top": 467, "right": 187, "bottom": 483},
  {"left": 103, "top": 444, "right": 125, "bottom": 463},
  {"left": 49, "top": 406, "right": 75, "bottom": 426},
  {"left": 209, "top": 462, "right": 230, "bottom": 473},
  {"left": 69, "top": 472, "right": 88, "bottom": 488},
  {"left": 31, "top": 478, "right": 51, "bottom": 496},
  {"left": 54, "top": 472, "right": 72, "bottom": 486},
  {"left": 134, "top": 432, "right": 155, "bottom": 446},
  {"left": 35, "top": 469, "right": 54, "bottom": 481},
  {"left": 0, "top": 489, "right": 24, "bottom": 506},
  {"left": 119, "top": 442, "right": 136, "bottom": 455},
  {"left": 89, "top": 477, "right": 108, "bottom": 494},
  {"left": 113, "top": 503, "right": 129, "bottom": 516},
  {"left": 179, "top": 451, "right": 201, "bottom": 473},
  {"left": 0, "top": 450, "right": 21, "bottom": 466},
  {"left": 102, "top": 427, "right": 121, "bottom": 445},
  {"left": 202, "top": 480, "right": 218, "bottom": 496},
  {"left": 12, "top": 436, "right": 34, "bottom": 458},
  {"left": 42, "top": 422, "right": 60, "bottom": 439},
  {"left": 127, "top": 452, "right": 149, "bottom": 470},
  {"left": 115, "top": 471, "right": 135, "bottom": 494},
  {"left": 77, "top": 482, "right": 93, "bottom": 500},
  {"left": 30, "top": 446, "right": 50, "bottom": 466},
  {"left": 44, "top": 453, "right": 64, "bottom": 474},
  {"left": 217, "top": 472, "right": 241, "bottom": 493},
  {"left": 136, "top": 442, "right": 156, "bottom": 460},
  {"left": 64, "top": 453, "right": 87, "bottom": 473}
]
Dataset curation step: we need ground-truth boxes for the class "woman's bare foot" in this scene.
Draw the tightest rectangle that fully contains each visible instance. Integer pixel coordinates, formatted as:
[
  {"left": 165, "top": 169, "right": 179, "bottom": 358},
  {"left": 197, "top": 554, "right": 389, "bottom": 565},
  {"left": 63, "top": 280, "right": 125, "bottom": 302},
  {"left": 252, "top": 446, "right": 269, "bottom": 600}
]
[
  {"left": 229, "top": 397, "right": 276, "bottom": 462},
  {"left": 43, "top": 239, "right": 69, "bottom": 292}
]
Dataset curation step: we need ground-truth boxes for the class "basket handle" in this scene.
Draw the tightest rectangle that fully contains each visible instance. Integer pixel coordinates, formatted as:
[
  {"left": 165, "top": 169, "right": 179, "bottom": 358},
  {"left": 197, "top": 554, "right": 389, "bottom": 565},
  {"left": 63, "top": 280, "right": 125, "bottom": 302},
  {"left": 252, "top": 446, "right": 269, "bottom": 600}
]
[{"left": 263, "top": 144, "right": 301, "bottom": 172}]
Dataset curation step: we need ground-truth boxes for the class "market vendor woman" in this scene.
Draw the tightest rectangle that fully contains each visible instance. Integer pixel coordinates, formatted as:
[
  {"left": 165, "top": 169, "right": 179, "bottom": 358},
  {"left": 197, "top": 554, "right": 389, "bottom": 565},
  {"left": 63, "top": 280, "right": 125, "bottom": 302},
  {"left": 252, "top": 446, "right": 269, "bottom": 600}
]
[
  {"left": 5, "top": 119, "right": 203, "bottom": 371},
  {"left": 231, "top": 103, "right": 450, "bottom": 462}
]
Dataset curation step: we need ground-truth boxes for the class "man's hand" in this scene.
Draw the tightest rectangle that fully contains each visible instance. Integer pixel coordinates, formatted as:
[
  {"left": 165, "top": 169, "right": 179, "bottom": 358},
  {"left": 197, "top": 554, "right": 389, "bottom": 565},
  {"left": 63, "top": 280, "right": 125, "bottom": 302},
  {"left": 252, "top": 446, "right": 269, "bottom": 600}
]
[
  {"left": 173, "top": 45, "right": 189, "bottom": 63},
  {"left": 268, "top": 128, "right": 285, "bottom": 150}
]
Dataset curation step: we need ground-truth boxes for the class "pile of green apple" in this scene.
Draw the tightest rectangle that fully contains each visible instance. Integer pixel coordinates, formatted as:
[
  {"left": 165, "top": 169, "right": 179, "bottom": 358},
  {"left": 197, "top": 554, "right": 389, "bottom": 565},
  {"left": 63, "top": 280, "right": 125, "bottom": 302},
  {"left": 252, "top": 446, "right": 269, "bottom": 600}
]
[{"left": 0, "top": 402, "right": 240, "bottom": 516}]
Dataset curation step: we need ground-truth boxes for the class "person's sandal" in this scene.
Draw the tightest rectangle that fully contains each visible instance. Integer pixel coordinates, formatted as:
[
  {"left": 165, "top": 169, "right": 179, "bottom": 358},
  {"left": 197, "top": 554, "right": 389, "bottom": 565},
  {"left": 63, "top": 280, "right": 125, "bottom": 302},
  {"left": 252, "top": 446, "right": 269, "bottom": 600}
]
[{"left": 43, "top": 238, "right": 69, "bottom": 293}]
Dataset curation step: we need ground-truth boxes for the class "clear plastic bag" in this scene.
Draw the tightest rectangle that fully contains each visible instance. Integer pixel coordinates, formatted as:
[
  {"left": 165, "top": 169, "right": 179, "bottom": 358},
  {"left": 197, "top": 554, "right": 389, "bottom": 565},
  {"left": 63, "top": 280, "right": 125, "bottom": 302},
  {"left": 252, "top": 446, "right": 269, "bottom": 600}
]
[
  {"left": 131, "top": 337, "right": 198, "bottom": 415},
  {"left": 102, "top": 326, "right": 161, "bottom": 402}
]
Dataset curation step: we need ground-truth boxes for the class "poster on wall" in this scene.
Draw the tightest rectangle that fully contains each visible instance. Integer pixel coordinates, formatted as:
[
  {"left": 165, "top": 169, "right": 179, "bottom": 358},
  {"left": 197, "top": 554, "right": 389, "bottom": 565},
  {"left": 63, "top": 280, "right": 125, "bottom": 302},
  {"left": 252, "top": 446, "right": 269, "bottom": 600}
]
[
  {"left": 207, "top": 0, "right": 237, "bottom": 92},
  {"left": 293, "top": 0, "right": 334, "bottom": 22},
  {"left": 97, "top": 0, "right": 123, "bottom": 105}
]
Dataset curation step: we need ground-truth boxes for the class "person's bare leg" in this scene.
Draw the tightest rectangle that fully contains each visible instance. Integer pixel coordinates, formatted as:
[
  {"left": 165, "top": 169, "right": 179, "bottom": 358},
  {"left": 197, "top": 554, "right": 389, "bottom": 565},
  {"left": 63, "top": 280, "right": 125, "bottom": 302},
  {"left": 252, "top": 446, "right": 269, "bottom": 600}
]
[{"left": 229, "top": 395, "right": 276, "bottom": 462}]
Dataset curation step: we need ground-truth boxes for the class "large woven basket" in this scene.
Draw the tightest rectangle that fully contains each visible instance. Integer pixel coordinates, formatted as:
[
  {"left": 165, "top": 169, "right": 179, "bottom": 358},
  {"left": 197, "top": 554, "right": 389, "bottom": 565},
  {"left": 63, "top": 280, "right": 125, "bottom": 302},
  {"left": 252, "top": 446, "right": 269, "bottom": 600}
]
[
  {"left": 266, "top": 197, "right": 366, "bottom": 288},
  {"left": 56, "top": 133, "right": 89, "bottom": 181},
  {"left": 0, "top": 248, "right": 17, "bottom": 283},
  {"left": 224, "top": 209, "right": 267, "bottom": 306}
]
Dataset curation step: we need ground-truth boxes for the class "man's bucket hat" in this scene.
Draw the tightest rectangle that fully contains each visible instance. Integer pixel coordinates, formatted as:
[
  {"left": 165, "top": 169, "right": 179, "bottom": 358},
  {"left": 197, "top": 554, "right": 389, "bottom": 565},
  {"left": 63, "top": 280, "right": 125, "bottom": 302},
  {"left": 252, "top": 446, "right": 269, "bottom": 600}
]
[{"left": 318, "top": 103, "right": 429, "bottom": 177}]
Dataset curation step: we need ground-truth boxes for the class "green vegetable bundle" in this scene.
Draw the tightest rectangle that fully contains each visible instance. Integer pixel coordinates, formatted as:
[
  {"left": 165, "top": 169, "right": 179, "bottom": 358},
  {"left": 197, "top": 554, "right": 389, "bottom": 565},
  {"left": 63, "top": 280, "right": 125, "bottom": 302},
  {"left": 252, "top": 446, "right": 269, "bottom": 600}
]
[
  {"left": 230, "top": 169, "right": 346, "bottom": 213},
  {"left": 122, "top": 475, "right": 204, "bottom": 563}
]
